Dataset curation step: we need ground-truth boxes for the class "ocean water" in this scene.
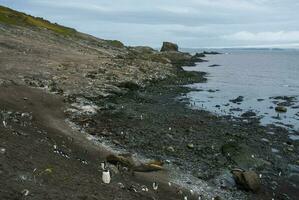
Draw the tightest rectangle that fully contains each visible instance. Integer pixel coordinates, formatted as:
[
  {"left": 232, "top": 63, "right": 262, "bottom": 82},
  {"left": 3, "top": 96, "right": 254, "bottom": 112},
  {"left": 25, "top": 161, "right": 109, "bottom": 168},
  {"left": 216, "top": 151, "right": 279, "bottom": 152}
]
[{"left": 183, "top": 49, "right": 299, "bottom": 131}]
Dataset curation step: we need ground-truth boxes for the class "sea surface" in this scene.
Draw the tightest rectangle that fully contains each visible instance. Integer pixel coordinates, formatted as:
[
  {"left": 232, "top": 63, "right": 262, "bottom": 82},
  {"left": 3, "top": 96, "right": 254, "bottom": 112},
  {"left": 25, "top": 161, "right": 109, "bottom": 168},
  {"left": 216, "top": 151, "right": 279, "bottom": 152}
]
[{"left": 183, "top": 49, "right": 299, "bottom": 133}]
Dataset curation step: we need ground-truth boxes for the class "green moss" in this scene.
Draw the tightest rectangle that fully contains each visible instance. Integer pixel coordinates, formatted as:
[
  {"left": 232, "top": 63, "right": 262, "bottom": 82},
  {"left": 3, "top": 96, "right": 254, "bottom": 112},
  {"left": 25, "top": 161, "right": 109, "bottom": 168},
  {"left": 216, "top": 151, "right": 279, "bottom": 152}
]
[
  {"left": 0, "top": 6, "right": 76, "bottom": 36},
  {"left": 104, "top": 40, "right": 124, "bottom": 48}
]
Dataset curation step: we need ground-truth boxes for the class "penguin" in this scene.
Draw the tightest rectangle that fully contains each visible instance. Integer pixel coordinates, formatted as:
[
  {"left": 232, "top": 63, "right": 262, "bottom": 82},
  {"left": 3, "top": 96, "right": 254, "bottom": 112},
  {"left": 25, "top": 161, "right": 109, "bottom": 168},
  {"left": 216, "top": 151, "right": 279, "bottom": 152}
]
[
  {"left": 141, "top": 185, "right": 149, "bottom": 192},
  {"left": 190, "top": 189, "right": 194, "bottom": 195},
  {"left": 100, "top": 161, "right": 107, "bottom": 170},
  {"left": 102, "top": 169, "right": 111, "bottom": 184},
  {"left": 152, "top": 182, "right": 158, "bottom": 190}
]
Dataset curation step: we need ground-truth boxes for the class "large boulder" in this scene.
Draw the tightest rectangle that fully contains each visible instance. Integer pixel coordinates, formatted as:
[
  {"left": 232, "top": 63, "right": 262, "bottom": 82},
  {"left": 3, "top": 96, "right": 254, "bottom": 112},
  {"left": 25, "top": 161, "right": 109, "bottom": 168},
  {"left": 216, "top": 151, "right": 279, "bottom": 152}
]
[
  {"left": 232, "top": 170, "right": 261, "bottom": 192},
  {"left": 160, "top": 42, "right": 179, "bottom": 52}
]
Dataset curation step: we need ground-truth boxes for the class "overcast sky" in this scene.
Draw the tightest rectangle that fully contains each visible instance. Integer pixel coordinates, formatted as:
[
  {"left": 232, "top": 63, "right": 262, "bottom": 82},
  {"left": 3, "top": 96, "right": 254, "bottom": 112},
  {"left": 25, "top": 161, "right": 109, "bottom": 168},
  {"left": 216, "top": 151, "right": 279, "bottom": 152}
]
[{"left": 1, "top": 0, "right": 299, "bottom": 48}]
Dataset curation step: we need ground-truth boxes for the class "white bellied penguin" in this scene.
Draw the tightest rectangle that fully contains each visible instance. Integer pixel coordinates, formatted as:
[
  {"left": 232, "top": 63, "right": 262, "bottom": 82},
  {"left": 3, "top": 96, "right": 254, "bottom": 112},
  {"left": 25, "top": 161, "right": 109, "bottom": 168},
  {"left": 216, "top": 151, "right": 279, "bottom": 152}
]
[
  {"left": 152, "top": 182, "right": 158, "bottom": 190},
  {"left": 102, "top": 169, "right": 111, "bottom": 184}
]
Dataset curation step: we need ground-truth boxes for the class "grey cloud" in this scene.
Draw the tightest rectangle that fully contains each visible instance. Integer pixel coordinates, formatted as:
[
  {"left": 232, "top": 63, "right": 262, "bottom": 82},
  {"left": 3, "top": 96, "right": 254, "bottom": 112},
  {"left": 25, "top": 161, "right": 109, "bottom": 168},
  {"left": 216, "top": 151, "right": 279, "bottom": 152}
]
[{"left": 1, "top": 0, "right": 299, "bottom": 48}]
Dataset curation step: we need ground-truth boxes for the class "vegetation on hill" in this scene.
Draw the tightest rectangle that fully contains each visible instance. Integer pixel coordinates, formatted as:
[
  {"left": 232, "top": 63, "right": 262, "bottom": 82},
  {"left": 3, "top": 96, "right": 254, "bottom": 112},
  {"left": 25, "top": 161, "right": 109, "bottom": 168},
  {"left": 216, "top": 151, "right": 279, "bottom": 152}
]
[{"left": 0, "top": 5, "right": 76, "bottom": 36}]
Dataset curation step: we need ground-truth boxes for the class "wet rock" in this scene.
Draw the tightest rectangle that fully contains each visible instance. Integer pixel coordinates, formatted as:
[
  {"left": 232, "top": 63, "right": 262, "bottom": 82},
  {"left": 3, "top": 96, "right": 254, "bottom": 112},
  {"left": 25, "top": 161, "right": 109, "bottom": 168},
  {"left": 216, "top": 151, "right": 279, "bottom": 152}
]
[
  {"left": 203, "top": 51, "right": 221, "bottom": 55},
  {"left": 241, "top": 111, "right": 256, "bottom": 118},
  {"left": 160, "top": 42, "right": 178, "bottom": 52},
  {"left": 232, "top": 170, "right": 261, "bottom": 192},
  {"left": 229, "top": 108, "right": 242, "bottom": 112},
  {"left": 214, "top": 196, "right": 221, "bottom": 200},
  {"left": 288, "top": 164, "right": 299, "bottom": 174},
  {"left": 275, "top": 106, "right": 287, "bottom": 112},
  {"left": 207, "top": 89, "right": 216, "bottom": 93},
  {"left": 229, "top": 96, "right": 244, "bottom": 103},
  {"left": 260, "top": 138, "right": 270, "bottom": 143},
  {"left": 208, "top": 64, "right": 221, "bottom": 67},
  {"left": 113, "top": 140, "right": 121, "bottom": 145},
  {"left": 216, "top": 171, "right": 236, "bottom": 189},
  {"left": 193, "top": 52, "right": 206, "bottom": 58},
  {"left": 187, "top": 144, "right": 194, "bottom": 149},
  {"left": 242, "top": 171, "right": 261, "bottom": 192},
  {"left": 118, "top": 81, "right": 140, "bottom": 90}
]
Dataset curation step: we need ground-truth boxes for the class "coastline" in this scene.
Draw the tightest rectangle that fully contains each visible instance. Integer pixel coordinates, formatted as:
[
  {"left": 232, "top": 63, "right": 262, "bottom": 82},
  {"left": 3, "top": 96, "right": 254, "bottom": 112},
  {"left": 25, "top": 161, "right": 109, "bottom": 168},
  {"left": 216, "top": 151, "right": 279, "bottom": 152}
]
[
  {"left": 1, "top": 7, "right": 298, "bottom": 200},
  {"left": 75, "top": 61, "right": 298, "bottom": 200}
]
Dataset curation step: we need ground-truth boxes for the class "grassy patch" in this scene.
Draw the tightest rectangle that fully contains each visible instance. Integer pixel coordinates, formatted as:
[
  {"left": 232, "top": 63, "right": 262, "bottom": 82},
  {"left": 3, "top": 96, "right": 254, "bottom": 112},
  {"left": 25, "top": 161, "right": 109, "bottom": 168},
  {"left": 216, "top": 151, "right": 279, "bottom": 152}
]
[
  {"left": 0, "top": 6, "right": 76, "bottom": 36},
  {"left": 104, "top": 40, "right": 124, "bottom": 48}
]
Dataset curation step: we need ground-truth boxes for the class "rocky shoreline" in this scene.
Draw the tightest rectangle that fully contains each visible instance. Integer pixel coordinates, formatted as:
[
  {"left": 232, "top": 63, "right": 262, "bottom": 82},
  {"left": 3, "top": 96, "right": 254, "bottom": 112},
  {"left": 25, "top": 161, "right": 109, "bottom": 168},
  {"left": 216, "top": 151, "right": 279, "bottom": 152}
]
[
  {"left": 1, "top": 6, "right": 299, "bottom": 200},
  {"left": 69, "top": 62, "right": 298, "bottom": 200}
]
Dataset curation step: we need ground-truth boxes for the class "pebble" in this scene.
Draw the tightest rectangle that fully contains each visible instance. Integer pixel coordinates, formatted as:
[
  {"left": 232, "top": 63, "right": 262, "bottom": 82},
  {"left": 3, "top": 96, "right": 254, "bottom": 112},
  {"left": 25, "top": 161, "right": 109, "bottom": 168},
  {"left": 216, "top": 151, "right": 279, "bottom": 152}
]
[
  {"left": 289, "top": 134, "right": 299, "bottom": 141},
  {"left": 21, "top": 189, "right": 29, "bottom": 196},
  {"left": 117, "top": 182, "right": 125, "bottom": 189},
  {"left": 261, "top": 138, "right": 270, "bottom": 143},
  {"left": 167, "top": 146, "right": 175, "bottom": 152},
  {"left": 187, "top": 144, "right": 194, "bottom": 149},
  {"left": 271, "top": 148, "right": 279, "bottom": 153},
  {"left": 288, "top": 164, "right": 299, "bottom": 174},
  {"left": 0, "top": 148, "right": 6, "bottom": 154}
]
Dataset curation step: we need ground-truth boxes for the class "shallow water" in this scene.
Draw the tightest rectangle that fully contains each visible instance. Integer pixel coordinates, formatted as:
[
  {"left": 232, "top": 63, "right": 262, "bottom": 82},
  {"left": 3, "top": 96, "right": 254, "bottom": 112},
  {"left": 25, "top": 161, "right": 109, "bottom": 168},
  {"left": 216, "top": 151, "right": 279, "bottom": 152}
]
[{"left": 184, "top": 49, "right": 299, "bottom": 131}]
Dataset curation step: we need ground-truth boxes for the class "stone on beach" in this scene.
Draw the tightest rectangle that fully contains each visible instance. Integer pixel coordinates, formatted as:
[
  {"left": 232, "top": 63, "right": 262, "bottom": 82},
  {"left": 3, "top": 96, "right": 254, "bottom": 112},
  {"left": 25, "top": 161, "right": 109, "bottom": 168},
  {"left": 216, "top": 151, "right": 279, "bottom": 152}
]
[
  {"left": 231, "top": 170, "right": 261, "bottom": 192},
  {"left": 275, "top": 106, "right": 287, "bottom": 113},
  {"left": 160, "top": 42, "right": 179, "bottom": 52}
]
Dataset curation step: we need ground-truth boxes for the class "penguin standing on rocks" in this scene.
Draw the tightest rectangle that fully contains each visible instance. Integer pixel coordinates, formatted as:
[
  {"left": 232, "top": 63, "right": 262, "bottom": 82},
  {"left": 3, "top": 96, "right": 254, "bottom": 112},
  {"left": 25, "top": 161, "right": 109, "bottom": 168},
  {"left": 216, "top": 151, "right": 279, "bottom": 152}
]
[
  {"left": 100, "top": 161, "right": 107, "bottom": 170},
  {"left": 102, "top": 169, "right": 111, "bottom": 184},
  {"left": 152, "top": 182, "right": 158, "bottom": 190}
]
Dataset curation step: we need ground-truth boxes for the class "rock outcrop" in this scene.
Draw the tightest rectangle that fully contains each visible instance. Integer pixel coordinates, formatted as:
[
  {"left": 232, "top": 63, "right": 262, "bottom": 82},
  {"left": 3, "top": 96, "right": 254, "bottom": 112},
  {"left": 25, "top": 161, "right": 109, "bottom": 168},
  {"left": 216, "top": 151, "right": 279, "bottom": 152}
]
[{"left": 160, "top": 42, "right": 179, "bottom": 52}]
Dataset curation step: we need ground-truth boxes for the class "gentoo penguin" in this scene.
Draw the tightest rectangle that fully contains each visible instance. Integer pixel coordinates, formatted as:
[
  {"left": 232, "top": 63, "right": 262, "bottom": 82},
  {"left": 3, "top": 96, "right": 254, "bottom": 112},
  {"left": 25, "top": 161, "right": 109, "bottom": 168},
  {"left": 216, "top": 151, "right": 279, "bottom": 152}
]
[
  {"left": 100, "top": 161, "right": 107, "bottom": 170},
  {"left": 102, "top": 169, "right": 111, "bottom": 184},
  {"left": 152, "top": 182, "right": 158, "bottom": 190}
]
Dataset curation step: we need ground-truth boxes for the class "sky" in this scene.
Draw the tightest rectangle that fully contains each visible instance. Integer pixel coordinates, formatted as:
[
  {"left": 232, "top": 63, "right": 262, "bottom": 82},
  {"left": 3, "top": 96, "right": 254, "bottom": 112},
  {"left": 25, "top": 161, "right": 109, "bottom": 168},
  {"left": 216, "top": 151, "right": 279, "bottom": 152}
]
[{"left": 1, "top": 0, "right": 299, "bottom": 48}]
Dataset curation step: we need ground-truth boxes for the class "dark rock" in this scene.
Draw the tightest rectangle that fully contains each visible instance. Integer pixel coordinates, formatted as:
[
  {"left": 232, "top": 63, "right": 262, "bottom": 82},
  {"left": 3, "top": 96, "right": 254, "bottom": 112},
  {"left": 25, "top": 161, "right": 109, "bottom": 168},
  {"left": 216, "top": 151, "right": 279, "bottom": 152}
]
[
  {"left": 275, "top": 106, "right": 287, "bottom": 113},
  {"left": 203, "top": 51, "right": 221, "bottom": 55},
  {"left": 160, "top": 42, "right": 178, "bottom": 52},
  {"left": 241, "top": 111, "right": 256, "bottom": 118},
  {"left": 208, "top": 64, "right": 221, "bottom": 67},
  {"left": 229, "top": 108, "right": 242, "bottom": 112},
  {"left": 118, "top": 81, "right": 140, "bottom": 90},
  {"left": 229, "top": 96, "right": 244, "bottom": 103},
  {"left": 207, "top": 89, "right": 216, "bottom": 93},
  {"left": 242, "top": 171, "right": 261, "bottom": 192},
  {"left": 193, "top": 53, "right": 206, "bottom": 58},
  {"left": 232, "top": 170, "right": 261, "bottom": 192}
]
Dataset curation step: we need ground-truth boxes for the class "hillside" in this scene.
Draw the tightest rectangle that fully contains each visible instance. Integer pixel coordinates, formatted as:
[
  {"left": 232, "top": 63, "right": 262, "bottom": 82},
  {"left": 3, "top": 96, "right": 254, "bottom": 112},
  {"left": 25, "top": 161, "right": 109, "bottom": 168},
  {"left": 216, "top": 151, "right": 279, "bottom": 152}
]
[{"left": 0, "top": 5, "right": 206, "bottom": 200}]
